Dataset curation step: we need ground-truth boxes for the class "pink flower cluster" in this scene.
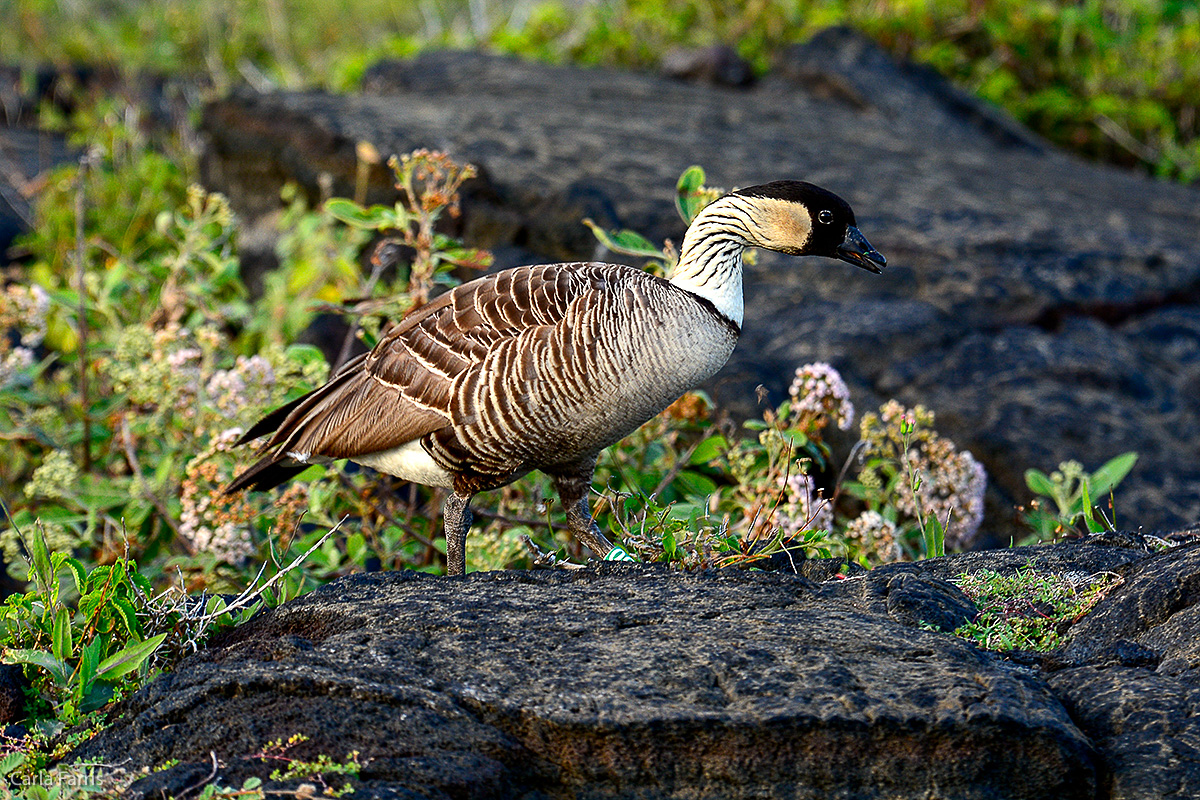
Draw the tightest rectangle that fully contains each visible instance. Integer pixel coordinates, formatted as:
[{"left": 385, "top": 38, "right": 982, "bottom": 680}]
[{"left": 788, "top": 362, "right": 855, "bottom": 432}]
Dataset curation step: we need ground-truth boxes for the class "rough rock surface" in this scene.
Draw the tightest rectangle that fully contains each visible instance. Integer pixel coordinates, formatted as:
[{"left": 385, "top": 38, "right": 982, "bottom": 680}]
[
  {"left": 193, "top": 30, "right": 1200, "bottom": 540},
  {"left": 69, "top": 536, "right": 1200, "bottom": 799}
]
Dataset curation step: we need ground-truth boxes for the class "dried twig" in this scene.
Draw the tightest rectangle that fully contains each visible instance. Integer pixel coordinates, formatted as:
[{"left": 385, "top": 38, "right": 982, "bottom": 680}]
[{"left": 195, "top": 515, "right": 348, "bottom": 623}]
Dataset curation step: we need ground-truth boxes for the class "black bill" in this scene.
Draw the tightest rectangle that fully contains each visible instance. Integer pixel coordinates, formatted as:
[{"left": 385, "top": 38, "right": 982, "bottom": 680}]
[{"left": 836, "top": 226, "right": 887, "bottom": 274}]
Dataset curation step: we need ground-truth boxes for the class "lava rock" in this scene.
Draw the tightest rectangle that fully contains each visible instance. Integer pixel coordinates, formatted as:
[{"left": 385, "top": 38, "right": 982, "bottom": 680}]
[{"left": 72, "top": 564, "right": 1101, "bottom": 799}]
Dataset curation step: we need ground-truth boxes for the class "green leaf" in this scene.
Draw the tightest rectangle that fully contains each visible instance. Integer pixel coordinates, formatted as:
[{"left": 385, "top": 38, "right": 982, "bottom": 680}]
[
  {"left": 923, "top": 515, "right": 946, "bottom": 559},
  {"left": 324, "top": 199, "right": 398, "bottom": 230},
  {"left": 286, "top": 343, "right": 328, "bottom": 370},
  {"left": 1088, "top": 451, "right": 1138, "bottom": 496},
  {"left": 62, "top": 556, "right": 87, "bottom": 599},
  {"left": 688, "top": 434, "right": 727, "bottom": 465},
  {"left": 95, "top": 633, "right": 167, "bottom": 681},
  {"left": 661, "top": 529, "right": 677, "bottom": 559},
  {"left": 1079, "top": 479, "right": 1107, "bottom": 533},
  {"left": 346, "top": 532, "right": 367, "bottom": 565},
  {"left": 79, "top": 637, "right": 103, "bottom": 693},
  {"left": 79, "top": 681, "right": 114, "bottom": 714},
  {"left": 581, "top": 219, "right": 667, "bottom": 260},
  {"left": 51, "top": 607, "right": 73, "bottom": 663},
  {"left": 0, "top": 750, "right": 26, "bottom": 777},
  {"left": 4, "top": 648, "right": 70, "bottom": 685},
  {"left": 205, "top": 595, "right": 228, "bottom": 616},
  {"left": 674, "top": 165, "right": 709, "bottom": 223},
  {"left": 1025, "top": 468, "right": 1056, "bottom": 497},
  {"left": 25, "top": 525, "right": 54, "bottom": 598},
  {"left": 674, "top": 470, "right": 718, "bottom": 499},
  {"left": 111, "top": 594, "right": 141, "bottom": 638},
  {"left": 130, "top": 569, "right": 154, "bottom": 597}
]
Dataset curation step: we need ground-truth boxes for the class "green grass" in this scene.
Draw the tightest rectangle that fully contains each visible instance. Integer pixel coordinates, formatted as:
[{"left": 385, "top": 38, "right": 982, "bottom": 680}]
[
  {"left": 3, "top": 0, "right": 1196, "bottom": 181},
  {"left": 950, "top": 565, "right": 1122, "bottom": 651}
]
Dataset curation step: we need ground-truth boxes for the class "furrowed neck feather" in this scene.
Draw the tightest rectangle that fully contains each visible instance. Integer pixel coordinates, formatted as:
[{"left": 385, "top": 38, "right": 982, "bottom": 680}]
[{"left": 668, "top": 196, "right": 755, "bottom": 327}]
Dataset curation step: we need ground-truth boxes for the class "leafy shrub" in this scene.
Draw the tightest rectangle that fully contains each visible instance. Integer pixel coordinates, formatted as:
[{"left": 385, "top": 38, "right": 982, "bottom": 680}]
[{"left": 0, "top": 525, "right": 166, "bottom": 728}]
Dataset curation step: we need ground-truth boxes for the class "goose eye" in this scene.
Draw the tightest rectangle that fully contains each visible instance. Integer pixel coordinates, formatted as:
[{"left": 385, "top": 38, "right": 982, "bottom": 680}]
[{"left": 817, "top": 209, "right": 834, "bottom": 225}]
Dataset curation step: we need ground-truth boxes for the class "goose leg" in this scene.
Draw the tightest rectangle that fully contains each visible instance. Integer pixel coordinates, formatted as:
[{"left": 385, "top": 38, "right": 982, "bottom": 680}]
[
  {"left": 442, "top": 491, "right": 473, "bottom": 576},
  {"left": 552, "top": 469, "right": 615, "bottom": 560}
]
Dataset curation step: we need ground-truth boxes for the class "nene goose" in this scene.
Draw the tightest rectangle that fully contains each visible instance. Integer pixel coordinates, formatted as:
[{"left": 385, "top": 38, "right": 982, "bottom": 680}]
[{"left": 226, "top": 180, "right": 886, "bottom": 575}]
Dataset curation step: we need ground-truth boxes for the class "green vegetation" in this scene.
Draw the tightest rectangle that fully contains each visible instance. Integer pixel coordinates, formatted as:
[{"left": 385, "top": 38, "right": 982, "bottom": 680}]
[
  {"left": 3, "top": 1, "right": 1195, "bottom": 181},
  {"left": 1, "top": 732, "right": 361, "bottom": 799},
  {"left": 1023, "top": 451, "right": 1139, "bottom": 539},
  {"left": 950, "top": 564, "right": 1122, "bottom": 651},
  {"left": 1, "top": 524, "right": 168, "bottom": 728}
]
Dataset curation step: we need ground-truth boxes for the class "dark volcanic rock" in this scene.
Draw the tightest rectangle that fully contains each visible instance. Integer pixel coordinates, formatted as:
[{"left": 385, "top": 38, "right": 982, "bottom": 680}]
[
  {"left": 65, "top": 534, "right": 1200, "bottom": 799},
  {"left": 1049, "top": 542, "right": 1200, "bottom": 800},
  {"left": 195, "top": 32, "right": 1200, "bottom": 539},
  {"left": 1060, "top": 541, "right": 1200, "bottom": 670},
  {"left": 68, "top": 536, "right": 1200, "bottom": 799},
  {"left": 73, "top": 564, "right": 1099, "bottom": 799}
]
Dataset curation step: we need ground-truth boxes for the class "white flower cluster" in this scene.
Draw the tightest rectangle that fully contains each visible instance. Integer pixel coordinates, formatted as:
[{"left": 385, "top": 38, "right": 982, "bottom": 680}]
[
  {"left": 13, "top": 284, "right": 49, "bottom": 343},
  {"left": 901, "top": 440, "right": 988, "bottom": 551},
  {"left": 0, "top": 284, "right": 49, "bottom": 387},
  {"left": 859, "top": 400, "right": 989, "bottom": 552},
  {"left": 182, "top": 513, "right": 255, "bottom": 565},
  {"left": 0, "top": 346, "right": 34, "bottom": 387},
  {"left": 788, "top": 362, "right": 855, "bottom": 431},
  {"left": 25, "top": 449, "right": 81, "bottom": 501},
  {"left": 844, "top": 510, "right": 902, "bottom": 562},
  {"left": 207, "top": 354, "right": 277, "bottom": 418}
]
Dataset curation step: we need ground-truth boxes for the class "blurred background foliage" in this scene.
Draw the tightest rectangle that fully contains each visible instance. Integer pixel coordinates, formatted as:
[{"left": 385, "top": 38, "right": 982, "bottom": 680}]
[{"left": 3, "top": 0, "right": 1197, "bottom": 180}]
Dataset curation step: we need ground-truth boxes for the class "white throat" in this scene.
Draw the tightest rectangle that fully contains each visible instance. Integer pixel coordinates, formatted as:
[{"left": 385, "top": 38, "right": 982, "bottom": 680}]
[
  {"left": 667, "top": 197, "right": 754, "bottom": 327},
  {"left": 669, "top": 249, "right": 744, "bottom": 326}
]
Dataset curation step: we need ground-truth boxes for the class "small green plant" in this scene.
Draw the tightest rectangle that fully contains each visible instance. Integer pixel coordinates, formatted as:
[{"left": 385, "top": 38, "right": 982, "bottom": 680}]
[
  {"left": 584, "top": 165, "right": 724, "bottom": 274},
  {"left": 898, "top": 413, "right": 945, "bottom": 559},
  {"left": 1023, "top": 452, "right": 1138, "bottom": 539},
  {"left": 950, "top": 565, "right": 1122, "bottom": 652},
  {"left": 0, "top": 521, "right": 166, "bottom": 728},
  {"left": 254, "top": 733, "right": 361, "bottom": 797}
]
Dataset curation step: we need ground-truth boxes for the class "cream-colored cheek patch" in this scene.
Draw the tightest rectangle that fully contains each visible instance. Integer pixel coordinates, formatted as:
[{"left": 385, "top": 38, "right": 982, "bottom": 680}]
[{"left": 758, "top": 198, "right": 812, "bottom": 251}]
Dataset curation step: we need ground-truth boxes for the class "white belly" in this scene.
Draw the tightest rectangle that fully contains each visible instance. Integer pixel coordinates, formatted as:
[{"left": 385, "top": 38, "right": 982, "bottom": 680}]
[{"left": 354, "top": 440, "right": 455, "bottom": 488}]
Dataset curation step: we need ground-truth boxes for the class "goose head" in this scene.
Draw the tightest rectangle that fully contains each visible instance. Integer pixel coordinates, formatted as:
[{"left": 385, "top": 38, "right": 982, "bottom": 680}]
[
  {"left": 671, "top": 180, "right": 886, "bottom": 326},
  {"left": 732, "top": 180, "right": 887, "bottom": 273}
]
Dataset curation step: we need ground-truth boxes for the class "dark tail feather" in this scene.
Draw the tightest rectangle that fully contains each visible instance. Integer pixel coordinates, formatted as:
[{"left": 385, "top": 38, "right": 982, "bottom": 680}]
[
  {"left": 236, "top": 394, "right": 307, "bottom": 446},
  {"left": 224, "top": 454, "right": 313, "bottom": 495},
  {"left": 235, "top": 353, "right": 371, "bottom": 447},
  {"left": 227, "top": 359, "right": 371, "bottom": 493}
]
